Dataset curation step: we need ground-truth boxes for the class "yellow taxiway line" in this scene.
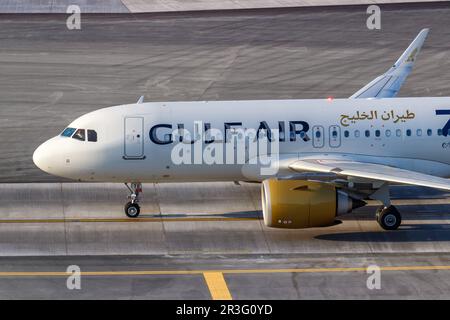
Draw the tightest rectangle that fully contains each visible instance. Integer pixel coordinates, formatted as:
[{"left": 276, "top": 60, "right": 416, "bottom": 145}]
[
  {"left": 1, "top": 265, "right": 449, "bottom": 301},
  {"left": 203, "top": 272, "right": 233, "bottom": 300},
  {"left": 1, "top": 265, "right": 449, "bottom": 277},
  {"left": 0, "top": 217, "right": 260, "bottom": 223}
]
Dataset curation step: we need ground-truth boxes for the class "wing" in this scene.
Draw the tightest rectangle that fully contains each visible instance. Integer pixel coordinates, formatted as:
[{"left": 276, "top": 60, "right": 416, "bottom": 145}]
[
  {"left": 288, "top": 158, "right": 450, "bottom": 191},
  {"left": 349, "top": 28, "right": 429, "bottom": 99}
]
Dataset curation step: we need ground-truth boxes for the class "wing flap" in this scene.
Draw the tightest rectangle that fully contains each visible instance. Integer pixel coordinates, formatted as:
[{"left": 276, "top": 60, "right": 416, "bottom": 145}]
[{"left": 289, "top": 159, "right": 450, "bottom": 191}]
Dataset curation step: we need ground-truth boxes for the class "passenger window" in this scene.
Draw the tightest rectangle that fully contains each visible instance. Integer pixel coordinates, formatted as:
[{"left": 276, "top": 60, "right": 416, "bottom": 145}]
[
  {"left": 375, "top": 130, "right": 380, "bottom": 137},
  {"left": 385, "top": 130, "right": 391, "bottom": 137},
  {"left": 332, "top": 130, "right": 337, "bottom": 138},
  {"left": 344, "top": 130, "right": 349, "bottom": 138},
  {"left": 315, "top": 131, "right": 321, "bottom": 138},
  {"left": 61, "top": 127, "right": 76, "bottom": 137},
  {"left": 354, "top": 130, "right": 360, "bottom": 138},
  {"left": 406, "top": 129, "right": 411, "bottom": 137},
  {"left": 72, "top": 129, "right": 86, "bottom": 141},
  {"left": 396, "top": 129, "right": 402, "bottom": 137},
  {"left": 417, "top": 129, "right": 422, "bottom": 136},
  {"left": 438, "top": 129, "right": 443, "bottom": 136},
  {"left": 427, "top": 129, "right": 432, "bottom": 136},
  {"left": 365, "top": 130, "right": 370, "bottom": 137},
  {"left": 87, "top": 130, "right": 97, "bottom": 142}
]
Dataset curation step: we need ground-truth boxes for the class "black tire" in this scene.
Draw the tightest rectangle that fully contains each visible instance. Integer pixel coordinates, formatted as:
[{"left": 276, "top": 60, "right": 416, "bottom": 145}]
[
  {"left": 125, "top": 201, "right": 140, "bottom": 218},
  {"left": 378, "top": 206, "right": 401, "bottom": 230}
]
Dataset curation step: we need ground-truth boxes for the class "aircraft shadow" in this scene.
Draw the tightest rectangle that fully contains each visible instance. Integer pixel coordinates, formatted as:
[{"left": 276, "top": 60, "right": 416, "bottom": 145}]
[
  {"left": 147, "top": 210, "right": 262, "bottom": 219},
  {"left": 390, "top": 186, "right": 450, "bottom": 200},
  {"left": 316, "top": 223, "right": 450, "bottom": 242}
]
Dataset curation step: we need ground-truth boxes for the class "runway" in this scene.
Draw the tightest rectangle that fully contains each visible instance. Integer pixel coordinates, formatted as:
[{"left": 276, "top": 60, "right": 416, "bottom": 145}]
[{"left": 1, "top": 4, "right": 450, "bottom": 299}]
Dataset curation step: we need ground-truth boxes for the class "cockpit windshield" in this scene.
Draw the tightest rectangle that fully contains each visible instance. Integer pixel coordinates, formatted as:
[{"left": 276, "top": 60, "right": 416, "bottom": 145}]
[
  {"left": 87, "top": 129, "right": 97, "bottom": 142},
  {"left": 60, "top": 127, "right": 97, "bottom": 142},
  {"left": 61, "top": 127, "right": 76, "bottom": 137},
  {"left": 72, "top": 129, "right": 86, "bottom": 141}
]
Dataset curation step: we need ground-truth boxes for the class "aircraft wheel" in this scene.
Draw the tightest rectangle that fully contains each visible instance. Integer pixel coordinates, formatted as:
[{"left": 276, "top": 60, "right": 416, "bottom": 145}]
[
  {"left": 378, "top": 206, "right": 401, "bottom": 230},
  {"left": 125, "top": 202, "right": 140, "bottom": 218}
]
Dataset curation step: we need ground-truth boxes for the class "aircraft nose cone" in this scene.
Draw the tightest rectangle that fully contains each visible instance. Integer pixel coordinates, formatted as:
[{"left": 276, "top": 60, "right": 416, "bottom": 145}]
[
  {"left": 33, "top": 139, "right": 59, "bottom": 174},
  {"left": 33, "top": 142, "right": 49, "bottom": 172}
]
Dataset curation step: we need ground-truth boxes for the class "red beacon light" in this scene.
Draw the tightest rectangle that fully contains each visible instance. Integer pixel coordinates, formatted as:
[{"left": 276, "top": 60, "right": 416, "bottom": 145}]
[{"left": 327, "top": 96, "right": 334, "bottom": 102}]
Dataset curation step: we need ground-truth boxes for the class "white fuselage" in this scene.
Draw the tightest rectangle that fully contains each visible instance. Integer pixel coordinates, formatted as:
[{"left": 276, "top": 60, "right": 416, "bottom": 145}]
[{"left": 33, "top": 97, "right": 450, "bottom": 182}]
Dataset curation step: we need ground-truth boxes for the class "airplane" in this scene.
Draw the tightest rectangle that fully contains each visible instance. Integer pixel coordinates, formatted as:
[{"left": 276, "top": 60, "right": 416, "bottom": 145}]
[{"left": 33, "top": 28, "right": 449, "bottom": 231}]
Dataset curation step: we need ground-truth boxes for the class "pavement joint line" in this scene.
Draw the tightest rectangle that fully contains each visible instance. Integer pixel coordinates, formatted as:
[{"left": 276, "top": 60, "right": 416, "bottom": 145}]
[
  {"left": 0, "top": 216, "right": 445, "bottom": 224},
  {"left": 203, "top": 272, "right": 233, "bottom": 300},
  {"left": 0, "top": 265, "right": 450, "bottom": 277},
  {"left": 0, "top": 217, "right": 261, "bottom": 223}
]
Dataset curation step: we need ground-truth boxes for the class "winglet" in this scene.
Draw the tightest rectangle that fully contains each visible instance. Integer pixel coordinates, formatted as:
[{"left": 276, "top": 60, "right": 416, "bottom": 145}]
[{"left": 350, "top": 28, "right": 429, "bottom": 99}]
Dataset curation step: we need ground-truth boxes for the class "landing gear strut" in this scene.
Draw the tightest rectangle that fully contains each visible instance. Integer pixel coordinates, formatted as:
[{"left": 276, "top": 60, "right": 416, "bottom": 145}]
[
  {"left": 376, "top": 205, "right": 402, "bottom": 230},
  {"left": 369, "top": 183, "right": 401, "bottom": 230},
  {"left": 124, "top": 182, "right": 142, "bottom": 218}
]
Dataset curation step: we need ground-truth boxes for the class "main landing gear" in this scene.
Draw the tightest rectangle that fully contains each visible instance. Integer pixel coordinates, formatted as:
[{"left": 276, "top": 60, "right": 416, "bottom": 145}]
[
  {"left": 124, "top": 182, "right": 142, "bottom": 218},
  {"left": 375, "top": 205, "right": 402, "bottom": 230},
  {"left": 368, "top": 183, "right": 402, "bottom": 230}
]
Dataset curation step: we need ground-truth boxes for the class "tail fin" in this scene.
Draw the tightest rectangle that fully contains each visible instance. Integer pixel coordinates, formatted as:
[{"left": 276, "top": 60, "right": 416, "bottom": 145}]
[{"left": 349, "top": 28, "right": 429, "bottom": 99}]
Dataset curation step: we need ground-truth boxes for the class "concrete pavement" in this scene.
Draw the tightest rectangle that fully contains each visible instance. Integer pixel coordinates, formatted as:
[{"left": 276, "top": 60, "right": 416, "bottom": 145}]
[
  {"left": 0, "top": 182, "right": 449, "bottom": 256},
  {"left": 1, "top": 0, "right": 447, "bottom": 13}
]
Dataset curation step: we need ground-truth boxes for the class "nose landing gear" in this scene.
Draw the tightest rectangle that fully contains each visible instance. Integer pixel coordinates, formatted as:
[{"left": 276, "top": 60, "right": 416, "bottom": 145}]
[{"left": 124, "top": 182, "right": 142, "bottom": 218}]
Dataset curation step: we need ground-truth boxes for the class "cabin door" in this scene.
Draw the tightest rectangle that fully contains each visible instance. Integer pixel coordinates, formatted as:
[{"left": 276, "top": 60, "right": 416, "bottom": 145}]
[{"left": 124, "top": 117, "right": 145, "bottom": 159}]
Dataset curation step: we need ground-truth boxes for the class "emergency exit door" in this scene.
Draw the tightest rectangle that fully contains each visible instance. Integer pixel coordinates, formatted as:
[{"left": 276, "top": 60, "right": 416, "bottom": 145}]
[
  {"left": 124, "top": 117, "right": 145, "bottom": 159},
  {"left": 312, "top": 125, "right": 325, "bottom": 148},
  {"left": 329, "top": 125, "right": 341, "bottom": 148}
]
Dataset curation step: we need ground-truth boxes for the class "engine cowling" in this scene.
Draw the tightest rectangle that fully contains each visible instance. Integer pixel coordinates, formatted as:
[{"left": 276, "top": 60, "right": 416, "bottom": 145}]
[{"left": 261, "top": 178, "right": 365, "bottom": 229}]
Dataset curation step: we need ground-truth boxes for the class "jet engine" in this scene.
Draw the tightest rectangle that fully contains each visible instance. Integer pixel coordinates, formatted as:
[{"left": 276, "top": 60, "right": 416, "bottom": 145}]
[{"left": 261, "top": 178, "right": 366, "bottom": 229}]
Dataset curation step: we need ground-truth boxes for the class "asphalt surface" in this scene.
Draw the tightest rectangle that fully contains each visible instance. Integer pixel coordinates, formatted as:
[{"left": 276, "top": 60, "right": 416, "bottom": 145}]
[
  {"left": 0, "top": 4, "right": 450, "bottom": 182},
  {"left": 0, "top": 0, "right": 130, "bottom": 13},
  {"left": 0, "top": 253, "right": 449, "bottom": 299}
]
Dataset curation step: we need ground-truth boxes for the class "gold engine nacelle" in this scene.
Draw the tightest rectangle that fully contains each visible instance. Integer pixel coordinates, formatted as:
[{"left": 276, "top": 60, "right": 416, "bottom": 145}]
[{"left": 261, "top": 179, "right": 365, "bottom": 229}]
